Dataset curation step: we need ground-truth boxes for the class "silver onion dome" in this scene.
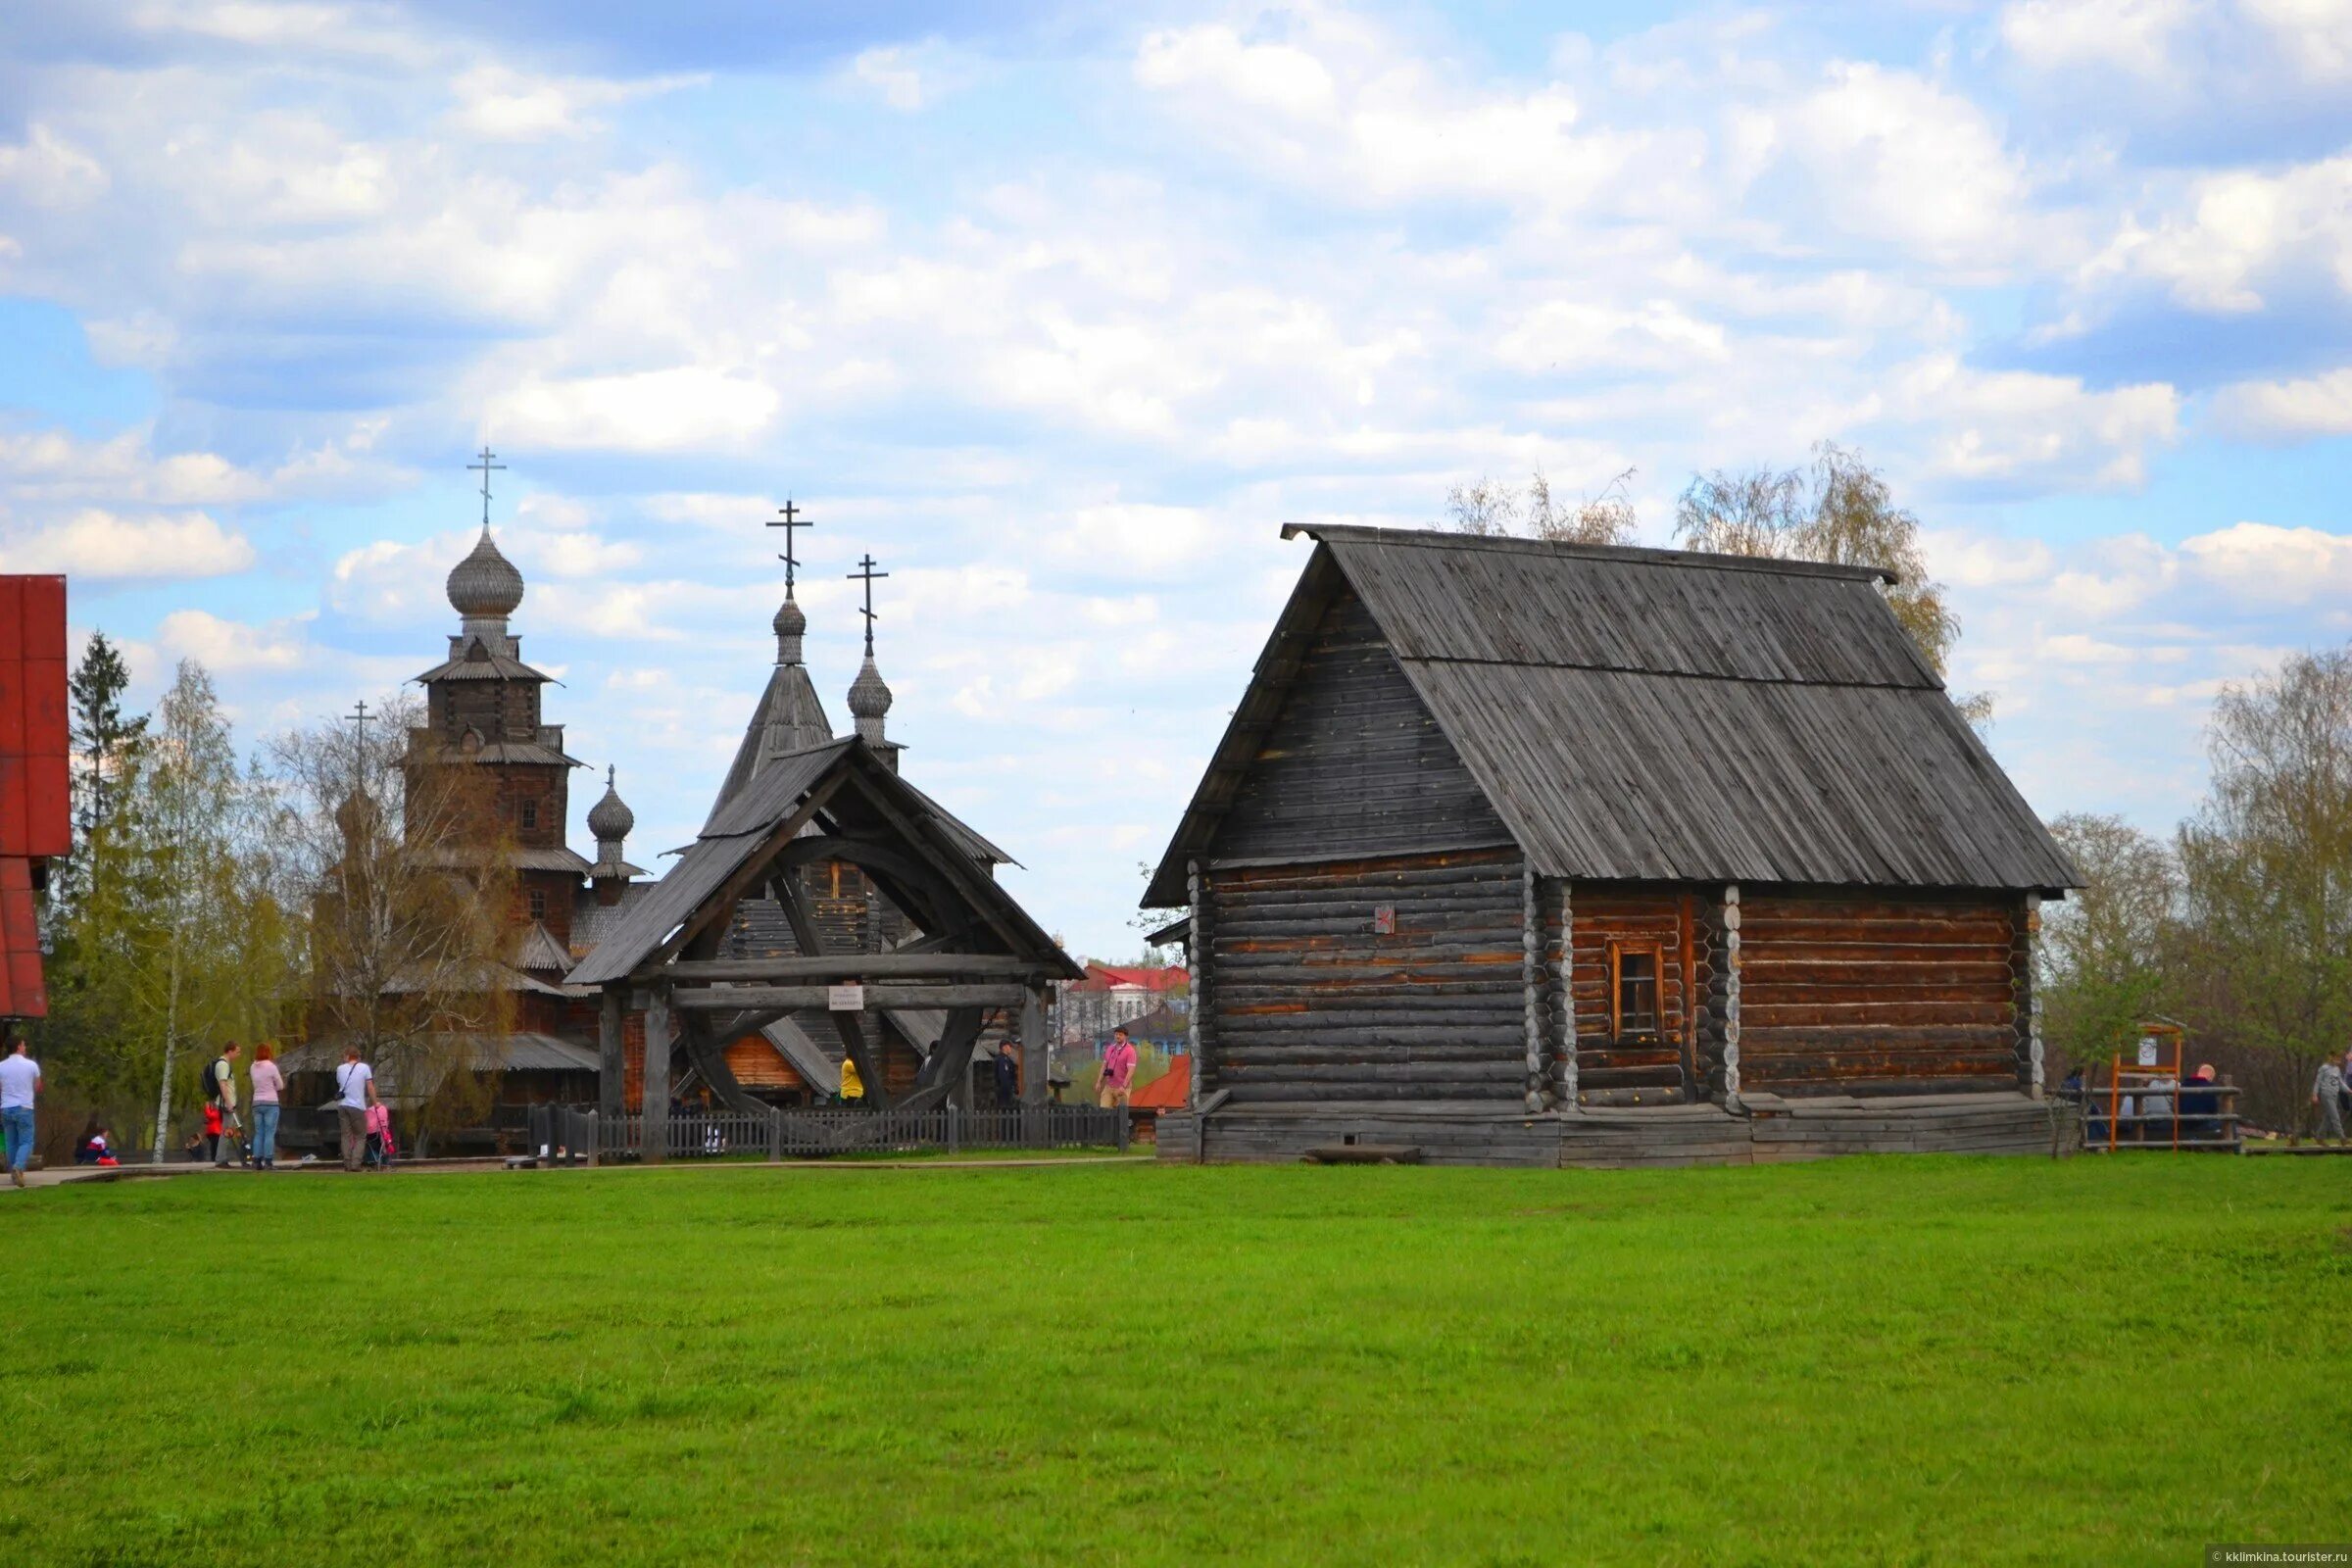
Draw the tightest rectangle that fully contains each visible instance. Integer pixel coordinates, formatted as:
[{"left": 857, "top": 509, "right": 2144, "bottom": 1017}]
[
  {"left": 847, "top": 655, "right": 892, "bottom": 722},
  {"left": 447, "top": 527, "right": 525, "bottom": 618},
  {"left": 586, "top": 765, "right": 635, "bottom": 842}
]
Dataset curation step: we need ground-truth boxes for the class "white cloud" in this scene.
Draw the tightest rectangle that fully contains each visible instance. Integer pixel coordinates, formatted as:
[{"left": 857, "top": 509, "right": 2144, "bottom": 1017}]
[
  {"left": 0, "top": 509, "right": 255, "bottom": 580},
  {"left": 2211, "top": 367, "right": 2352, "bottom": 437},
  {"left": 2084, "top": 154, "right": 2352, "bottom": 312},
  {"left": 2179, "top": 520, "right": 2352, "bottom": 603},
  {"left": 487, "top": 367, "right": 782, "bottom": 452},
  {"left": 0, "top": 125, "right": 110, "bottom": 209},
  {"left": 2000, "top": 0, "right": 2198, "bottom": 77},
  {"left": 1889, "top": 355, "right": 2180, "bottom": 489},
  {"left": 448, "top": 65, "right": 703, "bottom": 141},
  {"left": 153, "top": 609, "right": 311, "bottom": 672}
]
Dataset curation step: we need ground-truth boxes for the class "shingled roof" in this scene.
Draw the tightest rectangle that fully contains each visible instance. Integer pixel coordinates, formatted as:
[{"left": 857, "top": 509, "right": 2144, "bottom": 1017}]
[
  {"left": 569, "top": 737, "right": 1077, "bottom": 987},
  {"left": 1144, "top": 524, "right": 2076, "bottom": 906}
]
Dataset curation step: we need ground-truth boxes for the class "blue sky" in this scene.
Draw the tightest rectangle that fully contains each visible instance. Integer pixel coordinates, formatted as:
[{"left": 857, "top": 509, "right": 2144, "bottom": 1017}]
[{"left": 2, "top": 0, "right": 2348, "bottom": 956}]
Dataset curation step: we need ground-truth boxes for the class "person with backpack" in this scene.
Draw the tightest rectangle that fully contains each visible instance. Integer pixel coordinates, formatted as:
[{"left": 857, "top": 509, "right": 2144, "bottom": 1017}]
[
  {"left": 205, "top": 1042, "right": 243, "bottom": 1167},
  {"left": 331, "top": 1047, "right": 378, "bottom": 1171}
]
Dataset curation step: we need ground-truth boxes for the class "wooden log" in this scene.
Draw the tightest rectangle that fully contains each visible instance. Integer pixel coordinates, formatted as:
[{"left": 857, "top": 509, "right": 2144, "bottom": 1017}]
[
  {"left": 671, "top": 983, "right": 1033, "bottom": 1010},
  {"left": 662, "top": 954, "right": 1057, "bottom": 983},
  {"left": 642, "top": 993, "right": 673, "bottom": 1165},
  {"left": 598, "top": 984, "right": 625, "bottom": 1123}
]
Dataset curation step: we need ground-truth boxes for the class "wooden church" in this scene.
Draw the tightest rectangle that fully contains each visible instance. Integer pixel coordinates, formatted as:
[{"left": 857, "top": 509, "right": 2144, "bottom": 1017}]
[{"left": 1145, "top": 524, "right": 2078, "bottom": 1166}]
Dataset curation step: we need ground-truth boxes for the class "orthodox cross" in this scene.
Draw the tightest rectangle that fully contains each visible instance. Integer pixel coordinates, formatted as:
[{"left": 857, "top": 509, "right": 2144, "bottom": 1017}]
[
  {"left": 847, "top": 554, "right": 889, "bottom": 657},
  {"left": 348, "top": 697, "right": 370, "bottom": 784},
  {"left": 767, "top": 499, "right": 811, "bottom": 595},
  {"left": 466, "top": 446, "right": 505, "bottom": 528}
]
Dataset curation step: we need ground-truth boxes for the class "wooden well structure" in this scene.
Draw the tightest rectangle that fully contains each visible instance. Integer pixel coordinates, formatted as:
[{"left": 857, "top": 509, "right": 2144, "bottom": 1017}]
[{"left": 568, "top": 737, "right": 1081, "bottom": 1158}]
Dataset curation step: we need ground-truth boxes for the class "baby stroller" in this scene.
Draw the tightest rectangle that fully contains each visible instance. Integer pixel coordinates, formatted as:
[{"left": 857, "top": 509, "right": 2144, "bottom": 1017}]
[{"left": 363, "top": 1102, "right": 397, "bottom": 1168}]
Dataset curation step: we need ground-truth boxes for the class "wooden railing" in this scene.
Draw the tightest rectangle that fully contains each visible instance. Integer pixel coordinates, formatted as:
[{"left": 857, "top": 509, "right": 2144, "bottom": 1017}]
[{"left": 525, "top": 1103, "right": 1129, "bottom": 1164}]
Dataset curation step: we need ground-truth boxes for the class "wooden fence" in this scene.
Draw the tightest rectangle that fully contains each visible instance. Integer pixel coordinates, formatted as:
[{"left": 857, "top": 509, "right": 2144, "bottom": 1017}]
[{"left": 525, "top": 1103, "right": 1128, "bottom": 1164}]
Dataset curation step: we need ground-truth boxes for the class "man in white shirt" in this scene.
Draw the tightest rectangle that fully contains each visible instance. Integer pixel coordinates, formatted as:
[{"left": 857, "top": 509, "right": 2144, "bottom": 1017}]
[
  {"left": 333, "top": 1047, "right": 377, "bottom": 1172},
  {"left": 0, "top": 1032, "right": 43, "bottom": 1188}
]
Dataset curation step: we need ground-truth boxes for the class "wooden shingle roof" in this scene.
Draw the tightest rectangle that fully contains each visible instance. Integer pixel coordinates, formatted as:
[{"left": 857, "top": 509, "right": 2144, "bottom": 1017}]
[{"left": 1145, "top": 524, "right": 2076, "bottom": 905}]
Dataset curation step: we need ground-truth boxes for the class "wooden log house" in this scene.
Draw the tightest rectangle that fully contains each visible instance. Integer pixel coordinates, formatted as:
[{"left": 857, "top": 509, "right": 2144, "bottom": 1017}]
[{"left": 1145, "top": 524, "right": 2079, "bottom": 1166}]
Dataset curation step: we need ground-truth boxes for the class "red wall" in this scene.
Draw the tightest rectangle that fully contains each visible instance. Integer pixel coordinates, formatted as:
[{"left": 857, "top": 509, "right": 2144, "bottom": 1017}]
[{"left": 0, "top": 576, "right": 69, "bottom": 1017}]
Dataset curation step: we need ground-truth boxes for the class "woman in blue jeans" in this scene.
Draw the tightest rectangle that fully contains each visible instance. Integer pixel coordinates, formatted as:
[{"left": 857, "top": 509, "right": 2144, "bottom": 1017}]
[{"left": 247, "top": 1042, "right": 285, "bottom": 1169}]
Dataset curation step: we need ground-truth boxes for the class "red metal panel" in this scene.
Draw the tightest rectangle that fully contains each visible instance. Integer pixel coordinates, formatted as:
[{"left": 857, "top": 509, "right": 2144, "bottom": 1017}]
[
  {"left": 5, "top": 949, "right": 43, "bottom": 1019},
  {"left": 0, "top": 858, "right": 25, "bottom": 891},
  {"left": 20, "top": 577, "right": 65, "bottom": 662},
  {"left": 24, "top": 657, "right": 65, "bottom": 759},
  {"left": 0, "top": 659, "right": 21, "bottom": 754},
  {"left": 0, "top": 758, "right": 23, "bottom": 857},
  {"left": 0, "top": 580, "right": 22, "bottom": 661},
  {"left": 25, "top": 754, "right": 67, "bottom": 858}
]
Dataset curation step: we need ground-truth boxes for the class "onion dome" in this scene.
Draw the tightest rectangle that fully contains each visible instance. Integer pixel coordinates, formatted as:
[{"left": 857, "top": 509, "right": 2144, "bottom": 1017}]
[
  {"left": 772, "top": 594, "right": 807, "bottom": 663},
  {"left": 848, "top": 655, "right": 893, "bottom": 726},
  {"left": 586, "top": 765, "right": 635, "bottom": 842},
  {"left": 447, "top": 526, "right": 525, "bottom": 618}
]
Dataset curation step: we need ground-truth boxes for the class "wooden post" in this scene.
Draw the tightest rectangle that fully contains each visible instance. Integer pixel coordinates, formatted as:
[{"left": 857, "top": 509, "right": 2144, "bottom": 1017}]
[
  {"left": 644, "top": 992, "right": 673, "bottom": 1165},
  {"left": 2022, "top": 893, "right": 2046, "bottom": 1099},
  {"left": 1020, "top": 987, "right": 1047, "bottom": 1107},
  {"left": 598, "top": 985, "right": 625, "bottom": 1123},
  {"left": 1556, "top": 882, "right": 1577, "bottom": 1107},
  {"left": 1522, "top": 864, "right": 1544, "bottom": 1113},
  {"left": 1721, "top": 884, "right": 1741, "bottom": 1104},
  {"left": 584, "top": 1109, "right": 599, "bottom": 1168},
  {"left": 1187, "top": 858, "right": 1210, "bottom": 1107}
]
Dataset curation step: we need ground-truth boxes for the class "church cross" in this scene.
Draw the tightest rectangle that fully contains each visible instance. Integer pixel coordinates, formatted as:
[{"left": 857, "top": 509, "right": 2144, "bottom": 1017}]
[
  {"left": 348, "top": 698, "right": 370, "bottom": 784},
  {"left": 848, "top": 553, "right": 889, "bottom": 657},
  {"left": 768, "top": 499, "right": 811, "bottom": 595},
  {"left": 466, "top": 446, "right": 506, "bottom": 528}
]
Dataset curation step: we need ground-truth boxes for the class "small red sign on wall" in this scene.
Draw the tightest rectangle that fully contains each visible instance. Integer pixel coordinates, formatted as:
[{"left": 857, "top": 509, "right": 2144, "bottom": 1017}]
[{"left": 1372, "top": 905, "right": 1396, "bottom": 935}]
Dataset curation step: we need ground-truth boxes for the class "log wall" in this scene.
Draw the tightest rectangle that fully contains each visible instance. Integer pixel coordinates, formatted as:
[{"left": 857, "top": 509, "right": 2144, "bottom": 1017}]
[
  {"left": 1203, "top": 848, "right": 1527, "bottom": 1103},
  {"left": 1735, "top": 889, "right": 2023, "bottom": 1097},
  {"left": 1566, "top": 885, "right": 1703, "bottom": 1105},
  {"left": 1208, "top": 590, "right": 1510, "bottom": 867}
]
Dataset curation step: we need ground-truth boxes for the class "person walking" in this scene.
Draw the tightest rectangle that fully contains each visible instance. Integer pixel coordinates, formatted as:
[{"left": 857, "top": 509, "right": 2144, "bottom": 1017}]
[
  {"left": 332, "top": 1047, "right": 377, "bottom": 1171},
  {"left": 0, "top": 1032, "right": 41, "bottom": 1187},
  {"left": 206, "top": 1042, "right": 243, "bottom": 1166},
  {"left": 2314, "top": 1054, "right": 2349, "bottom": 1146},
  {"left": 248, "top": 1043, "right": 284, "bottom": 1170},
  {"left": 1099, "top": 1027, "right": 1138, "bottom": 1111}
]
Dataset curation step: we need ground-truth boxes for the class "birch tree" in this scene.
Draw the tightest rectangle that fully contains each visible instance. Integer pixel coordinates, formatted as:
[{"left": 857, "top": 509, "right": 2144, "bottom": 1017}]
[{"left": 269, "top": 695, "right": 515, "bottom": 1152}]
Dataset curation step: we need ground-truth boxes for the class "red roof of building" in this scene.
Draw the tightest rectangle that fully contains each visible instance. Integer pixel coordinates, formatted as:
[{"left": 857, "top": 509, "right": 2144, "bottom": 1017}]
[
  {"left": 1129, "top": 1054, "right": 1190, "bottom": 1110},
  {"left": 1070, "top": 962, "right": 1189, "bottom": 992}
]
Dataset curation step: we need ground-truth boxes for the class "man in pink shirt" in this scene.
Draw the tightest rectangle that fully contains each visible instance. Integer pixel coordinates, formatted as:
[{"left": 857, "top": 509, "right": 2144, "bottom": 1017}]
[{"left": 1099, "top": 1027, "right": 1138, "bottom": 1110}]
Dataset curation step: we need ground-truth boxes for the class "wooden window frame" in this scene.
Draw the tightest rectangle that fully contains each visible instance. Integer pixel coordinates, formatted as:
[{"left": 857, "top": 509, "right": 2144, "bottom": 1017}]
[
  {"left": 518, "top": 799, "right": 539, "bottom": 831},
  {"left": 1608, "top": 939, "right": 1664, "bottom": 1039},
  {"left": 527, "top": 888, "right": 547, "bottom": 922}
]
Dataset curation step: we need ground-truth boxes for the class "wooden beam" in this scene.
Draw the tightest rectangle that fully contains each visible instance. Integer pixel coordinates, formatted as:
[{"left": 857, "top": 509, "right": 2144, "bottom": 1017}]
[
  {"left": 1722, "top": 883, "right": 1742, "bottom": 1104},
  {"left": 643, "top": 992, "right": 674, "bottom": 1164},
  {"left": 633, "top": 771, "right": 850, "bottom": 980},
  {"left": 913, "top": 1004, "right": 985, "bottom": 1097},
  {"left": 670, "top": 982, "right": 1033, "bottom": 1011},
  {"left": 769, "top": 870, "right": 889, "bottom": 1108},
  {"left": 1021, "top": 988, "right": 1047, "bottom": 1106},
  {"left": 663, "top": 954, "right": 1054, "bottom": 984},
  {"left": 839, "top": 766, "right": 1029, "bottom": 956},
  {"left": 1522, "top": 863, "right": 1543, "bottom": 1113},
  {"left": 676, "top": 1006, "right": 767, "bottom": 1115},
  {"left": 598, "top": 984, "right": 625, "bottom": 1123}
]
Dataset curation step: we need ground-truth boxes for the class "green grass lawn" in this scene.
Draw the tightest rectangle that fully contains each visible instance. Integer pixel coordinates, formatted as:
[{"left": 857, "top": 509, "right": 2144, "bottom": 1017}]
[{"left": 6, "top": 1157, "right": 2347, "bottom": 1566}]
